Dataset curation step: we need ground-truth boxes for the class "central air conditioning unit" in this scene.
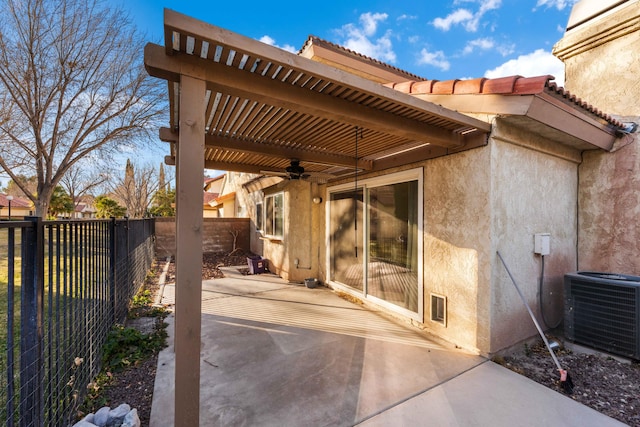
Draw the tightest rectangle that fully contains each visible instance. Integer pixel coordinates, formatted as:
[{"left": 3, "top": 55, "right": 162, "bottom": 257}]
[{"left": 564, "top": 272, "right": 640, "bottom": 360}]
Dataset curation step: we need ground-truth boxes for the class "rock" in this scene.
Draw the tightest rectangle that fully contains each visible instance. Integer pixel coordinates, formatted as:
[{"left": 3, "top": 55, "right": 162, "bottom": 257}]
[
  {"left": 107, "top": 403, "right": 131, "bottom": 424},
  {"left": 93, "top": 406, "right": 111, "bottom": 426},
  {"left": 122, "top": 408, "right": 141, "bottom": 427},
  {"left": 72, "top": 404, "right": 142, "bottom": 427}
]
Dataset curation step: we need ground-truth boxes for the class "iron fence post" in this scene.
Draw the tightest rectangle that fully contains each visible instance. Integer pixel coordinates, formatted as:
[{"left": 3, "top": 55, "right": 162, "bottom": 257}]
[
  {"left": 20, "top": 216, "right": 44, "bottom": 425},
  {"left": 109, "top": 217, "right": 117, "bottom": 323}
]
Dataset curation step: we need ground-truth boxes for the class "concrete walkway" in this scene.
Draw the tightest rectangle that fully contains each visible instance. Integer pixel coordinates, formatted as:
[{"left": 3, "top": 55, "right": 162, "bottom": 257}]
[{"left": 150, "top": 267, "right": 625, "bottom": 427}]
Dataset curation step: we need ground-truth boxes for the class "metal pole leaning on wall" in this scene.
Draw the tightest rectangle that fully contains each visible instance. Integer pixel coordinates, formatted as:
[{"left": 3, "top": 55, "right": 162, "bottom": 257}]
[{"left": 20, "top": 216, "right": 44, "bottom": 425}]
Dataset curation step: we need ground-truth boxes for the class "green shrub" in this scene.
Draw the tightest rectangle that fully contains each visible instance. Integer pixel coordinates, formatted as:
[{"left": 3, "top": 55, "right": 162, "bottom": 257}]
[{"left": 102, "top": 322, "right": 167, "bottom": 372}]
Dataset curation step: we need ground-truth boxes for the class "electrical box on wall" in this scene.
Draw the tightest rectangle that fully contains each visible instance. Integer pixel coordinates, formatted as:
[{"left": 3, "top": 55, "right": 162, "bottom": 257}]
[{"left": 534, "top": 233, "right": 550, "bottom": 256}]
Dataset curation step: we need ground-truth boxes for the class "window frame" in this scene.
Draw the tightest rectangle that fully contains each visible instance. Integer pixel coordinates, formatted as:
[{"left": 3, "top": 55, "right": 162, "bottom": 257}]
[
  {"left": 264, "top": 192, "right": 284, "bottom": 239},
  {"left": 255, "top": 201, "right": 263, "bottom": 232}
]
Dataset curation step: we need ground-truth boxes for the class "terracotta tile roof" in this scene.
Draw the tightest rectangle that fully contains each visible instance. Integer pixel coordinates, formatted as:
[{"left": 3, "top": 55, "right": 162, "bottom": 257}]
[
  {"left": 384, "top": 75, "right": 624, "bottom": 128},
  {"left": 0, "top": 194, "right": 32, "bottom": 208},
  {"left": 299, "top": 36, "right": 427, "bottom": 82},
  {"left": 203, "top": 192, "right": 218, "bottom": 204}
]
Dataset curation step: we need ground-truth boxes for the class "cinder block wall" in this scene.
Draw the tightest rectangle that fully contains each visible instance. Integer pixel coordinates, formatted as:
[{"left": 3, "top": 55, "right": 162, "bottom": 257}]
[{"left": 155, "top": 217, "right": 250, "bottom": 258}]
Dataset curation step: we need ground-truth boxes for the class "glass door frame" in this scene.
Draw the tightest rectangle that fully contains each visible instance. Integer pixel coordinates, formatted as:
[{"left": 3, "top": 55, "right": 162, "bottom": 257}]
[{"left": 326, "top": 168, "right": 424, "bottom": 321}]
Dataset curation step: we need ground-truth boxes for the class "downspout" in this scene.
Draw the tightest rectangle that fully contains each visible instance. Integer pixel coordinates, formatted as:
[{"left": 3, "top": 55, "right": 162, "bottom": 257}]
[{"left": 575, "top": 151, "right": 583, "bottom": 272}]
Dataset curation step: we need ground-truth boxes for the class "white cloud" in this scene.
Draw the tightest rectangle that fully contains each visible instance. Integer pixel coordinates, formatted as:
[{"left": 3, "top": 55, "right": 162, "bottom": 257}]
[
  {"left": 338, "top": 12, "right": 397, "bottom": 63},
  {"left": 397, "top": 14, "right": 418, "bottom": 21},
  {"left": 484, "top": 48, "right": 565, "bottom": 86},
  {"left": 417, "top": 48, "right": 450, "bottom": 71},
  {"left": 433, "top": 0, "right": 502, "bottom": 32},
  {"left": 259, "top": 35, "right": 297, "bottom": 53},
  {"left": 462, "top": 37, "right": 495, "bottom": 55},
  {"left": 360, "top": 12, "right": 387, "bottom": 36},
  {"left": 462, "top": 37, "right": 513, "bottom": 57},
  {"left": 496, "top": 43, "right": 515, "bottom": 57},
  {"left": 534, "top": 0, "right": 578, "bottom": 11},
  {"left": 433, "top": 9, "right": 474, "bottom": 31}
]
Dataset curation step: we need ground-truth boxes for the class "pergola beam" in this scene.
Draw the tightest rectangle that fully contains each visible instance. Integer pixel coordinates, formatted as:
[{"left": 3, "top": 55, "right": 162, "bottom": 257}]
[
  {"left": 145, "top": 43, "right": 481, "bottom": 149},
  {"left": 159, "top": 127, "right": 373, "bottom": 170}
]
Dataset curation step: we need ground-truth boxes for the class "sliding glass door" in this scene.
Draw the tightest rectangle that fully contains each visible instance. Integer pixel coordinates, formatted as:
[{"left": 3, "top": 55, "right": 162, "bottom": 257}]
[
  {"left": 367, "top": 180, "right": 419, "bottom": 312},
  {"left": 328, "top": 169, "right": 422, "bottom": 319},
  {"left": 329, "top": 189, "right": 363, "bottom": 290}
]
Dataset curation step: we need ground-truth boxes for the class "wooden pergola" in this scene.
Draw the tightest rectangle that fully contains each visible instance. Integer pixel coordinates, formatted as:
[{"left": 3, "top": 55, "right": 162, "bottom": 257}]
[{"left": 144, "top": 9, "right": 490, "bottom": 425}]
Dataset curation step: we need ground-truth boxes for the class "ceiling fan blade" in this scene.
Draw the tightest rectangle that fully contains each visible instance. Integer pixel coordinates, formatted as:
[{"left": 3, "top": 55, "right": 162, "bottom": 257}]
[{"left": 260, "top": 170, "right": 288, "bottom": 177}]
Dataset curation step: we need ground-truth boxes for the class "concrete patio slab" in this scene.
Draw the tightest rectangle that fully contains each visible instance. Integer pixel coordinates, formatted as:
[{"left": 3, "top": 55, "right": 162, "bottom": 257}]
[{"left": 151, "top": 267, "right": 625, "bottom": 427}]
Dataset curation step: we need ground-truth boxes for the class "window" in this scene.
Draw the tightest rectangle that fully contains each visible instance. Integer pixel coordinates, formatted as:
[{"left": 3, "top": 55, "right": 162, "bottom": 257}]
[
  {"left": 264, "top": 192, "right": 284, "bottom": 238},
  {"left": 256, "top": 202, "right": 263, "bottom": 231}
]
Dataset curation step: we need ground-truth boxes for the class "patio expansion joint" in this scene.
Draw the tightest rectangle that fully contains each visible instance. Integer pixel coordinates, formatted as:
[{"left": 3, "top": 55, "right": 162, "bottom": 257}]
[
  {"left": 203, "top": 288, "right": 369, "bottom": 313},
  {"left": 201, "top": 285, "right": 300, "bottom": 300},
  {"left": 352, "top": 359, "right": 490, "bottom": 425}
]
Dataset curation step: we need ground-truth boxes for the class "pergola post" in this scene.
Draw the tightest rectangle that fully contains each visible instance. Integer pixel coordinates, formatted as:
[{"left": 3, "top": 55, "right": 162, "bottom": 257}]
[{"left": 175, "top": 75, "right": 205, "bottom": 426}]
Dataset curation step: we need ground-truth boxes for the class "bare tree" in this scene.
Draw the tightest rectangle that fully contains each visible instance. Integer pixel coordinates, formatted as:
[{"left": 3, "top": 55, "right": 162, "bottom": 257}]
[
  {"left": 60, "top": 160, "right": 109, "bottom": 206},
  {"left": 110, "top": 160, "right": 159, "bottom": 218},
  {"left": 0, "top": 0, "right": 164, "bottom": 217}
]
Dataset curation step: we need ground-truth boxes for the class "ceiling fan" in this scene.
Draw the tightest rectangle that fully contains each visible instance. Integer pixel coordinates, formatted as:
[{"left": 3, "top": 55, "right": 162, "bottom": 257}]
[{"left": 263, "top": 159, "right": 310, "bottom": 180}]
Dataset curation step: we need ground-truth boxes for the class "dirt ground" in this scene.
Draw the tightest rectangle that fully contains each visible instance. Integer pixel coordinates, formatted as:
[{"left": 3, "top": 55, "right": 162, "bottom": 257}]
[
  {"left": 495, "top": 340, "right": 640, "bottom": 425},
  {"left": 100, "top": 252, "right": 640, "bottom": 426}
]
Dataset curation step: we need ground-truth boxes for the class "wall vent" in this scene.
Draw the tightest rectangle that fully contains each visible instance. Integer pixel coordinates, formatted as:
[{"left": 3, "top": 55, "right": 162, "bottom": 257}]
[
  {"left": 564, "top": 272, "right": 640, "bottom": 360},
  {"left": 430, "top": 293, "right": 447, "bottom": 327}
]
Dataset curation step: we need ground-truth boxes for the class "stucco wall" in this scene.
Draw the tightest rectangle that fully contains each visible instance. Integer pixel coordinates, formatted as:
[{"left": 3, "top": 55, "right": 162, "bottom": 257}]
[
  {"left": 554, "top": 1, "right": 640, "bottom": 116},
  {"left": 260, "top": 180, "right": 324, "bottom": 283},
  {"left": 579, "top": 135, "right": 640, "bottom": 274},
  {"left": 424, "top": 146, "right": 491, "bottom": 353},
  {"left": 489, "top": 122, "right": 579, "bottom": 353},
  {"left": 554, "top": 0, "right": 640, "bottom": 275}
]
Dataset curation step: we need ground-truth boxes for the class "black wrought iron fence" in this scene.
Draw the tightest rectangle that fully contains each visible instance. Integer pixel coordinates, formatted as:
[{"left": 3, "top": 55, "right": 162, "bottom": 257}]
[{"left": 0, "top": 217, "right": 155, "bottom": 426}]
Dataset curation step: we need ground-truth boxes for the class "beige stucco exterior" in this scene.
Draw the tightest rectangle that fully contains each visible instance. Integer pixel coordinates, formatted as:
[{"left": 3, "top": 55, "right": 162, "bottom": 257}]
[
  {"left": 488, "top": 122, "right": 579, "bottom": 352},
  {"left": 418, "top": 119, "right": 579, "bottom": 354},
  {"left": 554, "top": 1, "right": 640, "bottom": 116},
  {"left": 257, "top": 180, "right": 325, "bottom": 284},
  {"left": 232, "top": 116, "right": 584, "bottom": 356},
  {"left": 554, "top": 0, "right": 640, "bottom": 274}
]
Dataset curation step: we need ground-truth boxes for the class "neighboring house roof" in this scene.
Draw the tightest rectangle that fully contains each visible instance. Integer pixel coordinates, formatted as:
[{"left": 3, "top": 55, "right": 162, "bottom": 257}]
[
  {"left": 208, "top": 191, "right": 235, "bottom": 207},
  {"left": 204, "top": 174, "right": 225, "bottom": 193},
  {"left": 203, "top": 192, "right": 218, "bottom": 205},
  {"left": 0, "top": 194, "right": 32, "bottom": 208},
  {"left": 204, "top": 174, "right": 225, "bottom": 185},
  {"left": 74, "top": 203, "right": 96, "bottom": 213}
]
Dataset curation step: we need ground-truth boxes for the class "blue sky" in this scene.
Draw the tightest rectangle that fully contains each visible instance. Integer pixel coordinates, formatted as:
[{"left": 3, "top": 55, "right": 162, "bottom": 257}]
[
  {"left": 129, "top": 0, "right": 578, "bottom": 86},
  {"left": 0, "top": 0, "right": 580, "bottom": 190}
]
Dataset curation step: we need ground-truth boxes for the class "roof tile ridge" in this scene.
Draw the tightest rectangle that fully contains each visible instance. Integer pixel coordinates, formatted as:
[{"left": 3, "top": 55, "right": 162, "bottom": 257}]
[
  {"left": 543, "top": 80, "right": 625, "bottom": 128},
  {"left": 300, "top": 35, "right": 427, "bottom": 81}
]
